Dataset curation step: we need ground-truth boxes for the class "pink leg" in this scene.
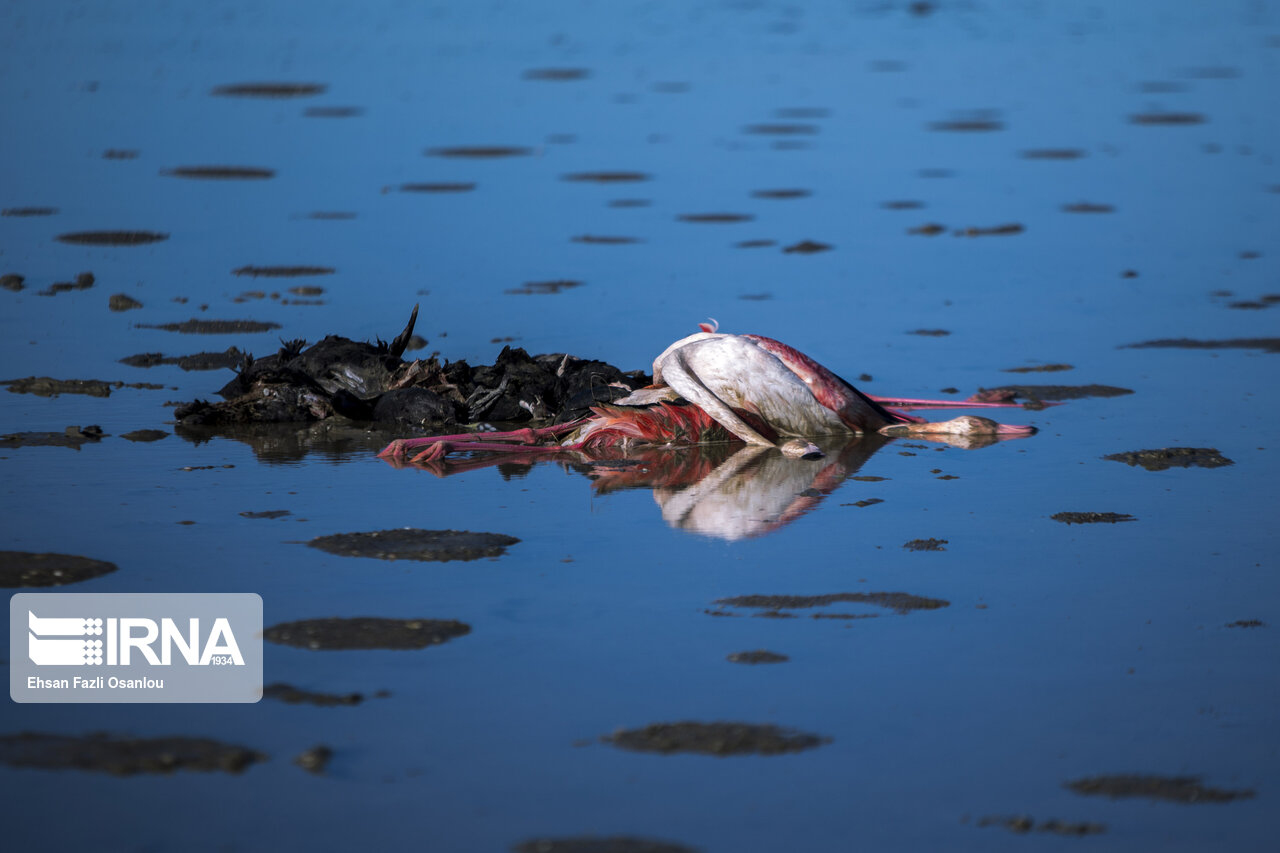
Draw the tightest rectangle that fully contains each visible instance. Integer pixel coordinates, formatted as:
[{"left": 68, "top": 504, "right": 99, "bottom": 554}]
[
  {"left": 378, "top": 420, "right": 583, "bottom": 459},
  {"left": 868, "top": 395, "right": 1044, "bottom": 410}
]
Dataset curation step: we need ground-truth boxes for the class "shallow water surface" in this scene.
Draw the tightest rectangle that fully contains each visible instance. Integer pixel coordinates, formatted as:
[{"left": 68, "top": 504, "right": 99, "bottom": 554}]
[{"left": 2, "top": 2, "right": 1279, "bottom": 851}]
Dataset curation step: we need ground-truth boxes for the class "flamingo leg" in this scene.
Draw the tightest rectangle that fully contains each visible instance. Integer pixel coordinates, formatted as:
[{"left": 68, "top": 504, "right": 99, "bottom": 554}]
[
  {"left": 378, "top": 421, "right": 583, "bottom": 459},
  {"left": 869, "top": 395, "right": 1053, "bottom": 411}
]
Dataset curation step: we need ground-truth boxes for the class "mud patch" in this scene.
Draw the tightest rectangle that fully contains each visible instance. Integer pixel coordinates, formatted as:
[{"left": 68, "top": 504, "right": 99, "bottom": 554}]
[
  {"left": 975, "top": 815, "right": 1105, "bottom": 836},
  {"left": 735, "top": 239, "right": 777, "bottom": 249},
  {"left": 305, "top": 211, "right": 357, "bottom": 220},
  {"left": 0, "top": 426, "right": 106, "bottom": 450},
  {"left": 240, "top": 510, "right": 291, "bottom": 519},
  {"left": 1021, "top": 148, "right": 1087, "bottom": 160},
  {"left": 3, "top": 206, "right": 58, "bottom": 217},
  {"left": 262, "top": 683, "right": 364, "bottom": 706},
  {"left": 522, "top": 67, "right": 590, "bottom": 81},
  {"left": 234, "top": 265, "right": 334, "bottom": 278},
  {"left": 727, "top": 650, "right": 788, "bottom": 664},
  {"left": 426, "top": 145, "right": 532, "bottom": 158},
  {"left": 109, "top": 293, "right": 142, "bottom": 311},
  {"left": 55, "top": 231, "right": 168, "bottom": 246},
  {"left": 1062, "top": 202, "right": 1115, "bottom": 214},
  {"left": 603, "top": 722, "right": 829, "bottom": 756},
  {"left": 958, "top": 223, "right": 1024, "bottom": 237},
  {"left": 121, "top": 429, "right": 168, "bottom": 442},
  {"left": 513, "top": 838, "right": 695, "bottom": 853},
  {"left": 293, "top": 745, "right": 333, "bottom": 774},
  {"left": 782, "top": 240, "right": 832, "bottom": 254},
  {"left": 562, "top": 171, "right": 650, "bottom": 183},
  {"left": 0, "top": 550, "right": 117, "bottom": 587},
  {"left": 400, "top": 182, "right": 476, "bottom": 193},
  {"left": 507, "top": 280, "right": 583, "bottom": 295},
  {"left": 1103, "top": 448, "right": 1233, "bottom": 471},
  {"left": 2, "top": 377, "right": 163, "bottom": 397},
  {"left": 1003, "top": 364, "right": 1073, "bottom": 373},
  {"left": 306, "top": 528, "right": 519, "bottom": 561},
  {"left": 304, "top": 106, "right": 362, "bottom": 118},
  {"left": 571, "top": 235, "right": 642, "bottom": 245},
  {"left": 742, "top": 123, "right": 818, "bottom": 135},
  {"left": 1065, "top": 775, "right": 1253, "bottom": 803},
  {"left": 904, "top": 538, "right": 948, "bottom": 551},
  {"left": 1226, "top": 620, "right": 1264, "bottom": 629},
  {"left": 907, "top": 329, "right": 950, "bottom": 337},
  {"left": 1, "top": 274, "right": 25, "bottom": 292},
  {"left": 263, "top": 617, "right": 471, "bottom": 650},
  {"left": 119, "top": 348, "right": 245, "bottom": 370},
  {"left": 212, "top": 82, "right": 326, "bottom": 97},
  {"left": 929, "top": 118, "right": 1004, "bottom": 132},
  {"left": 163, "top": 166, "right": 275, "bottom": 180},
  {"left": 881, "top": 200, "right": 924, "bottom": 210},
  {"left": 0, "top": 733, "right": 265, "bottom": 775},
  {"left": 1122, "top": 337, "right": 1280, "bottom": 354},
  {"left": 971, "top": 384, "right": 1132, "bottom": 402},
  {"left": 715, "top": 592, "right": 947, "bottom": 614},
  {"left": 752, "top": 189, "right": 811, "bottom": 199},
  {"left": 908, "top": 223, "right": 946, "bottom": 236},
  {"left": 38, "top": 272, "right": 96, "bottom": 296},
  {"left": 1051, "top": 512, "right": 1135, "bottom": 524},
  {"left": 138, "top": 319, "right": 282, "bottom": 334},
  {"left": 677, "top": 213, "right": 754, "bottom": 224},
  {"left": 1130, "top": 112, "right": 1207, "bottom": 125}
]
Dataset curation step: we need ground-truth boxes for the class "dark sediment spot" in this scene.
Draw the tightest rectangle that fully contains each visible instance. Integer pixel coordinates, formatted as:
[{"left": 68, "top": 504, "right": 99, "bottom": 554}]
[
  {"left": 122, "top": 429, "right": 168, "bottom": 442},
  {"left": 970, "top": 384, "right": 1132, "bottom": 402},
  {"left": 0, "top": 733, "right": 265, "bottom": 775},
  {"left": 958, "top": 223, "right": 1024, "bottom": 237},
  {"left": 607, "top": 198, "right": 650, "bottom": 208},
  {"left": 851, "top": 475, "right": 887, "bottom": 481},
  {"left": 1228, "top": 301, "right": 1267, "bottom": 310},
  {"left": 783, "top": 240, "right": 832, "bottom": 254},
  {"left": 1051, "top": 512, "right": 1136, "bottom": 524},
  {"left": 162, "top": 166, "right": 275, "bottom": 180},
  {"left": 1066, "top": 775, "right": 1253, "bottom": 803},
  {"left": 727, "top": 650, "right": 788, "bottom": 664},
  {"left": 138, "top": 319, "right": 282, "bottom": 334},
  {"left": 908, "top": 329, "right": 950, "bottom": 337},
  {"left": 751, "top": 189, "right": 811, "bottom": 199},
  {"left": 677, "top": 213, "right": 754, "bottom": 224},
  {"left": 4, "top": 377, "right": 112, "bottom": 397},
  {"left": 1003, "top": 364, "right": 1073, "bottom": 373},
  {"left": 909, "top": 223, "right": 946, "bottom": 236},
  {"left": 212, "top": 82, "right": 326, "bottom": 97},
  {"left": 288, "top": 285, "right": 324, "bottom": 296},
  {"left": 735, "top": 239, "right": 777, "bottom": 249},
  {"left": 738, "top": 293, "right": 772, "bottom": 301},
  {"left": 293, "top": 745, "right": 333, "bottom": 774},
  {"left": 976, "top": 815, "right": 1105, "bottom": 836},
  {"left": 0, "top": 550, "right": 117, "bottom": 587},
  {"left": 1103, "top": 448, "right": 1233, "bottom": 471},
  {"left": 562, "top": 171, "right": 651, "bottom": 183},
  {"left": 571, "top": 235, "right": 642, "bottom": 245},
  {"left": 904, "top": 538, "right": 948, "bottom": 551},
  {"left": 1021, "top": 148, "right": 1087, "bottom": 160},
  {"left": 0, "top": 426, "right": 105, "bottom": 450},
  {"left": 426, "top": 145, "right": 532, "bottom": 158},
  {"left": 306, "top": 528, "right": 519, "bottom": 561},
  {"left": 1226, "top": 620, "right": 1265, "bottom": 628},
  {"left": 2, "top": 274, "right": 25, "bottom": 291},
  {"left": 400, "top": 182, "right": 476, "bottom": 193},
  {"left": 240, "top": 510, "right": 291, "bottom": 519},
  {"left": 263, "top": 683, "right": 363, "bottom": 706},
  {"left": 1062, "top": 202, "right": 1115, "bottom": 213},
  {"left": 38, "top": 272, "right": 95, "bottom": 296},
  {"left": 109, "top": 293, "right": 142, "bottom": 311},
  {"left": 930, "top": 119, "right": 1004, "bottom": 132},
  {"left": 603, "top": 722, "right": 829, "bottom": 756},
  {"left": 103, "top": 149, "right": 139, "bottom": 159},
  {"left": 881, "top": 200, "right": 924, "bottom": 210},
  {"left": 263, "top": 617, "right": 470, "bottom": 650},
  {"left": 742, "top": 123, "right": 818, "bottom": 135},
  {"left": 512, "top": 837, "right": 696, "bottom": 853},
  {"left": 1130, "top": 112, "right": 1207, "bottom": 125},
  {"left": 233, "top": 265, "right": 334, "bottom": 278},
  {"left": 120, "top": 347, "right": 245, "bottom": 370},
  {"left": 522, "top": 67, "right": 590, "bottom": 81},
  {"left": 56, "top": 231, "right": 168, "bottom": 246},
  {"left": 850, "top": 498, "right": 884, "bottom": 508},
  {"left": 507, "top": 280, "right": 583, "bottom": 295},
  {"left": 305, "top": 211, "right": 357, "bottom": 220},
  {"left": 716, "top": 592, "right": 947, "bottom": 614},
  {"left": 1122, "top": 337, "right": 1280, "bottom": 354},
  {"left": 2, "top": 207, "right": 58, "bottom": 217},
  {"left": 303, "top": 106, "right": 363, "bottom": 118}
]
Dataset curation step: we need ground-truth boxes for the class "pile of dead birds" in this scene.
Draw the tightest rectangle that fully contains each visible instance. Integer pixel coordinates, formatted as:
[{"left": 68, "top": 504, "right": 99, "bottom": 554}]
[{"left": 174, "top": 306, "right": 649, "bottom": 429}]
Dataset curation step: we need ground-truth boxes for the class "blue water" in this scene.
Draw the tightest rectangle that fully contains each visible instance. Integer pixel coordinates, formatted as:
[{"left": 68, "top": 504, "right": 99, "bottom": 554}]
[{"left": 2, "top": 2, "right": 1279, "bottom": 850}]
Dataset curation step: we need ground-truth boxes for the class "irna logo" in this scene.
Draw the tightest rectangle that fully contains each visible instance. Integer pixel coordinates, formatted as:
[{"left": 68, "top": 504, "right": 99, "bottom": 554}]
[{"left": 27, "top": 611, "right": 245, "bottom": 667}]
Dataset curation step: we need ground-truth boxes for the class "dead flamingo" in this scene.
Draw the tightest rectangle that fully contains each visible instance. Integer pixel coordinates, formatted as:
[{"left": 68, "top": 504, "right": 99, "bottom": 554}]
[{"left": 379, "top": 324, "right": 1035, "bottom": 465}]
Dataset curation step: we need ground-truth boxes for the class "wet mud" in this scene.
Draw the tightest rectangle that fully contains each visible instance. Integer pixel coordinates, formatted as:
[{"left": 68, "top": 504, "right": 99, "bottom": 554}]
[
  {"left": 293, "top": 745, "right": 333, "bottom": 774},
  {"left": 306, "top": 529, "right": 519, "bottom": 561},
  {"left": 1003, "top": 364, "right": 1073, "bottom": 373},
  {"left": 1021, "top": 148, "right": 1087, "bottom": 160},
  {"left": 263, "top": 617, "right": 471, "bottom": 650},
  {"left": 907, "top": 329, "right": 950, "bottom": 337},
  {"left": 735, "top": 239, "right": 777, "bottom": 249},
  {"left": 742, "top": 122, "right": 819, "bottom": 136},
  {"left": 881, "top": 200, "right": 924, "bottom": 209},
  {"left": 958, "top": 223, "right": 1025, "bottom": 237},
  {"left": 138, "top": 319, "right": 282, "bottom": 334},
  {"left": 603, "top": 722, "right": 829, "bottom": 756},
  {"left": 1, "top": 274, "right": 25, "bottom": 292},
  {"left": 55, "top": 231, "right": 168, "bottom": 246},
  {"left": 1051, "top": 512, "right": 1135, "bottom": 524},
  {"left": 37, "top": 272, "right": 96, "bottom": 296},
  {"left": 714, "top": 592, "right": 948, "bottom": 614},
  {"left": 162, "top": 166, "right": 275, "bottom": 180},
  {"left": 0, "top": 426, "right": 106, "bottom": 450},
  {"left": 751, "top": 189, "right": 811, "bottom": 199},
  {"left": 0, "top": 550, "right": 117, "bottom": 587},
  {"left": 562, "top": 171, "right": 650, "bottom": 183},
  {"left": 727, "top": 650, "right": 788, "bottom": 664},
  {"left": 240, "top": 509, "right": 290, "bottom": 519},
  {"left": 121, "top": 429, "right": 168, "bottom": 442},
  {"left": 903, "top": 538, "right": 948, "bottom": 551},
  {"left": 929, "top": 119, "right": 1004, "bottom": 132},
  {"left": 426, "top": 146, "right": 533, "bottom": 158},
  {"left": 571, "top": 235, "right": 642, "bottom": 245},
  {"left": 1103, "top": 448, "right": 1234, "bottom": 471},
  {"left": 262, "top": 683, "right": 365, "bottom": 706},
  {"left": 1122, "top": 337, "right": 1280, "bottom": 354},
  {"left": 908, "top": 223, "right": 946, "bottom": 236},
  {"left": 507, "top": 280, "right": 584, "bottom": 294},
  {"left": 975, "top": 815, "right": 1105, "bottom": 836},
  {"left": 3, "top": 377, "right": 163, "bottom": 397},
  {"left": 211, "top": 82, "right": 326, "bottom": 97},
  {"left": 1226, "top": 620, "right": 1265, "bottom": 629},
  {"left": 522, "top": 68, "right": 590, "bottom": 81},
  {"left": 233, "top": 266, "right": 334, "bottom": 278},
  {"left": 400, "top": 182, "right": 477, "bottom": 193},
  {"left": 2, "top": 207, "right": 58, "bottom": 217},
  {"left": 782, "top": 240, "right": 832, "bottom": 254},
  {"left": 1065, "top": 775, "right": 1254, "bottom": 803},
  {"left": 102, "top": 149, "right": 138, "bottom": 160},
  {"left": 1062, "top": 202, "right": 1115, "bottom": 213},
  {"left": 1129, "top": 112, "right": 1207, "bottom": 125},
  {"left": 676, "top": 213, "right": 754, "bottom": 223},
  {"left": 120, "top": 348, "right": 245, "bottom": 371},
  {"left": 304, "top": 106, "right": 363, "bottom": 118},
  {"left": 0, "top": 733, "right": 265, "bottom": 775},
  {"left": 513, "top": 838, "right": 696, "bottom": 853},
  {"left": 109, "top": 294, "right": 142, "bottom": 311}
]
